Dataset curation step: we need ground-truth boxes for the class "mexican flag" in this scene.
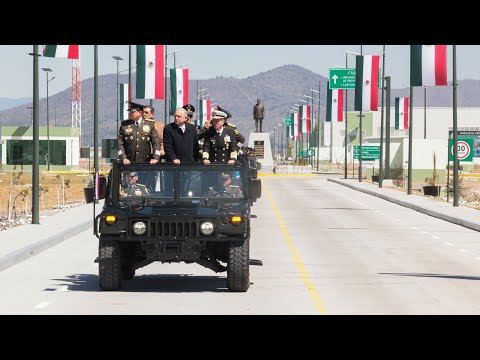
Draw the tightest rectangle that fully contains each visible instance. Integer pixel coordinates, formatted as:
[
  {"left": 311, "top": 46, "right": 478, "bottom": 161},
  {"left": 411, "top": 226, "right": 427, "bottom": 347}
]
[
  {"left": 292, "top": 112, "right": 299, "bottom": 140},
  {"left": 119, "top": 84, "right": 129, "bottom": 120},
  {"left": 326, "top": 83, "right": 344, "bottom": 122},
  {"left": 198, "top": 99, "right": 211, "bottom": 127},
  {"left": 410, "top": 45, "right": 447, "bottom": 86},
  {"left": 170, "top": 68, "right": 189, "bottom": 114},
  {"left": 299, "top": 105, "right": 311, "bottom": 133},
  {"left": 354, "top": 55, "right": 380, "bottom": 112},
  {"left": 395, "top": 97, "right": 409, "bottom": 130},
  {"left": 136, "top": 45, "right": 164, "bottom": 99},
  {"left": 43, "top": 45, "right": 79, "bottom": 59}
]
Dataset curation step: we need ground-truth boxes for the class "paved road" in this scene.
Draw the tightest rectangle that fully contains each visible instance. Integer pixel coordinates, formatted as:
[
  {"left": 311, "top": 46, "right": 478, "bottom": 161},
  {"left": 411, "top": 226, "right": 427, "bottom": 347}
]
[{"left": 2, "top": 175, "right": 480, "bottom": 314}]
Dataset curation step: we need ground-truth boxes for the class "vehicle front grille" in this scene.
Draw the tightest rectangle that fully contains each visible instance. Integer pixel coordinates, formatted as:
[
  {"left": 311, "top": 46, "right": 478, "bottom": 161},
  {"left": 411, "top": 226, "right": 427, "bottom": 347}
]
[{"left": 150, "top": 220, "right": 200, "bottom": 238}]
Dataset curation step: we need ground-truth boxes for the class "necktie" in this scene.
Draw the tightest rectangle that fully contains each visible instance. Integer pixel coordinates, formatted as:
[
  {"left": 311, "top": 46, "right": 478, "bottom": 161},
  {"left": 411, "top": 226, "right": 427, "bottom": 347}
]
[{"left": 135, "top": 121, "right": 139, "bottom": 129}]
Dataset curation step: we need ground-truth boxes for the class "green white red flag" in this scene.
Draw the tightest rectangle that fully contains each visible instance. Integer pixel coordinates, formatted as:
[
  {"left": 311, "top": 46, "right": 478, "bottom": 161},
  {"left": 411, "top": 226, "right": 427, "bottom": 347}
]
[
  {"left": 395, "top": 97, "right": 409, "bottom": 130},
  {"left": 136, "top": 45, "right": 164, "bottom": 99},
  {"left": 410, "top": 45, "right": 447, "bottom": 86},
  {"left": 326, "top": 83, "right": 344, "bottom": 122},
  {"left": 198, "top": 99, "right": 211, "bottom": 127},
  {"left": 43, "top": 45, "right": 79, "bottom": 59},
  {"left": 354, "top": 55, "right": 380, "bottom": 112},
  {"left": 170, "top": 68, "right": 189, "bottom": 113}
]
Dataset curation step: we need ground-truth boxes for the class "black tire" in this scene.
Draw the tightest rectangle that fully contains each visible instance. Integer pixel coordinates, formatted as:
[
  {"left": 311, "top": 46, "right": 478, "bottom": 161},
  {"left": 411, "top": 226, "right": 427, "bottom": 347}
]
[
  {"left": 99, "top": 237, "right": 122, "bottom": 291},
  {"left": 122, "top": 270, "right": 135, "bottom": 280},
  {"left": 227, "top": 238, "right": 250, "bottom": 292}
]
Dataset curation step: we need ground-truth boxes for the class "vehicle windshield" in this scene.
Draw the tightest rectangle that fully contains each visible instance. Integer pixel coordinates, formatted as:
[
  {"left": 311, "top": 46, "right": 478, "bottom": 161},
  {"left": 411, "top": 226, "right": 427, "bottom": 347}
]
[{"left": 118, "top": 168, "right": 244, "bottom": 200}]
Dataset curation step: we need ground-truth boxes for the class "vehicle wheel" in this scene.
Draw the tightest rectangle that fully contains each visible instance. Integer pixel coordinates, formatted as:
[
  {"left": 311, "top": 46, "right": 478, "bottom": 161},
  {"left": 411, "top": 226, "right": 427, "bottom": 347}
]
[
  {"left": 122, "top": 269, "right": 135, "bottom": 280},
  {"left": 99, "top": 236, "right": 122, "bottom": 291},
  {"left": 227, "top": 237, "right": 250, "bottom": 292}
]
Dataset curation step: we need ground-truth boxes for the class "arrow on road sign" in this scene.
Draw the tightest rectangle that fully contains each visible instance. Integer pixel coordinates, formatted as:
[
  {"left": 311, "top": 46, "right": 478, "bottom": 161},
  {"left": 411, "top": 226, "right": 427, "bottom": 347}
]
[{"left": 332, "top": 75, "right": 338, "bottom": 84}]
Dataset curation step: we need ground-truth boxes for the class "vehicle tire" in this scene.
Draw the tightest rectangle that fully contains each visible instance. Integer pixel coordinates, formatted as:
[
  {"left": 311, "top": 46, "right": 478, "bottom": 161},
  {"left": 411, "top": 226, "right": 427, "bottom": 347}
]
[
  {"left": 99, "top": 236, "right": 122, "bottom": 291},
  {"left": 227, "top": 237, "right": 250, "bottom": 292},
  {"left": 122, "top": 269, "right": 135, "bottom": 280}
]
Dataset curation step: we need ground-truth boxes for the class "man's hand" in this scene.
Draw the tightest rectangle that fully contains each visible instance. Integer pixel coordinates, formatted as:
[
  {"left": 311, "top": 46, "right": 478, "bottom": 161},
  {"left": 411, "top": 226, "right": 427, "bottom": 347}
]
[
  {"left": 203, "top": 159, "right": 211, "bottom": 165},
  {"left": 123, "top": 159, "right": 131, "bottom": 165},
  {"left": 228, "top": 159, "right": 235, "bottom": 165},
  {"left": 150, "top": 159, "right": 158, "bottom": 164},
  {"left": 173, "top": 159, "right": 181, "bottom": 165}
]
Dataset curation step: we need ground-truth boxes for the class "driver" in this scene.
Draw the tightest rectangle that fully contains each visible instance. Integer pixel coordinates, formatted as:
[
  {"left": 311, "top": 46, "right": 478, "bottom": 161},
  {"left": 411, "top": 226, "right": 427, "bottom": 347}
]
[
  {"left": 121, "top": 171, "right": 150, "bottom": 197},
  {"left": 207, "top": 173, "right": 243, "bottom": 198}
]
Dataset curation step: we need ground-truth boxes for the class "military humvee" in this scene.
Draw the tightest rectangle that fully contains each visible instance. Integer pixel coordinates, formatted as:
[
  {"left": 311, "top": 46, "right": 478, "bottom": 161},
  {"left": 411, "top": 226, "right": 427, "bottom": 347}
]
[{"left": 93, "top": 161, "right": 261, "bottom": 292}]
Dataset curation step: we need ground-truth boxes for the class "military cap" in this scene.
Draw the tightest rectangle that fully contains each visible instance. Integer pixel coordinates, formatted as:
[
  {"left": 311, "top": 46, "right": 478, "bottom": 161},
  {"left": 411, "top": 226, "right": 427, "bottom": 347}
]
[
  {"left": 216, "top": 106, "right": 232, "bottom": 119},
  {"left": 219, "top": 172, "right": 231, "bottom": 179},
  {"left": 211, "top": 110, "right": 228, "bottom": 120},
  {"left": 182, "top": 104, "right": 196, "bottom": 117},
  {"left": 127, "top": 102, "right": 145, "bottom": 112}
]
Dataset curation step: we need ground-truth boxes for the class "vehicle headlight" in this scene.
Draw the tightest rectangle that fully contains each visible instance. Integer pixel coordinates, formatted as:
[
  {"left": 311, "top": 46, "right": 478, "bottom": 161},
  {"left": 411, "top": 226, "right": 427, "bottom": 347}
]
[
  {"left": 200, "top": 221, "right": 214, "bottom": 235},
  {"left": 132, "top": 221, "right": 147, "bottom": 235}
]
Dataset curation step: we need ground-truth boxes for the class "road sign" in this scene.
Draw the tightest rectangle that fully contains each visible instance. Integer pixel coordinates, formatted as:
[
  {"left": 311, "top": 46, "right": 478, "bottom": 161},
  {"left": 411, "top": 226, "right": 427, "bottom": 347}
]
[
  {"left": 285, "top": 117, "right": 292, "bottom": 126},
  {"left": 329, "top": 68, "right": 382, "bottom": 90},
  {"left": 449, "top": 138, "right": 473, "bottom": 162},
  {"left": 353, "top": 145, "right": 380, "bottom": 160}
]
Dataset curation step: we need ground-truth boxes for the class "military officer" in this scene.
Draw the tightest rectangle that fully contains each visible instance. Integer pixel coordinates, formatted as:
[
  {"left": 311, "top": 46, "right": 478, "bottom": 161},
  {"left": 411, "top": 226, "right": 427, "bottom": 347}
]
[
  {"left": 118, "top": 101, "right": 161, "bottom": 164},
  {"left": 215, "top": 105, "right": 245, "bottom": 144},
  {"left": 121, "top": 171, "right": 150, "bottom": 197},
  {"left": 207, "top": 173, "right": 243, "bottom": 198},
  {"left": 202, "top": 110, "right": 239, "bottom": 165}
]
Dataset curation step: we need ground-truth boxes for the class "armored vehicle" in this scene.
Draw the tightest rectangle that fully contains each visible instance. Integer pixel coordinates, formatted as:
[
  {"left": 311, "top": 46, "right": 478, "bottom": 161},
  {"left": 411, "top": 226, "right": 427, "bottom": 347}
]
[{"left": 93, "top": 161, "right": 261, "bottom": 292}]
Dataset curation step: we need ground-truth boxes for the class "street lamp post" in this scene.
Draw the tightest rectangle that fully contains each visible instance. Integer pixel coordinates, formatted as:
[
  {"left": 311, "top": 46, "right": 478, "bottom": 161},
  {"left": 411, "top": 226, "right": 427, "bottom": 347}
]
[
  {"left": 310, "top": 88, "right": 321, "bottom": 171},
  {"left": 42, "top": 67, "right": 54, "bottom": 171},
  {"left": 346, "top": 50, "right": 361, "bottom": 179},
  {"left": 112, "top": 56, "right": 124, "bottom": 134},
  {"left": 424, "top": 86, "right": 427, "bottom": 139}
]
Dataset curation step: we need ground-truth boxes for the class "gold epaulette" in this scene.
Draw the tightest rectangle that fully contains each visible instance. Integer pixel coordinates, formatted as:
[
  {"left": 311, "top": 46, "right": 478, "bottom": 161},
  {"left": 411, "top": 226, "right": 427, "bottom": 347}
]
[{"left": 226, "top": 122, "right": 237, "bottom": 128}]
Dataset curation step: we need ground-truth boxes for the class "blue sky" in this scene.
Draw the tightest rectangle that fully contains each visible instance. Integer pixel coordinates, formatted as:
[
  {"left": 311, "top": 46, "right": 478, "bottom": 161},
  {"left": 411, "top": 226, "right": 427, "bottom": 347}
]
[{"left": 1, "top": 45, "right": 479, "bottom": 99}]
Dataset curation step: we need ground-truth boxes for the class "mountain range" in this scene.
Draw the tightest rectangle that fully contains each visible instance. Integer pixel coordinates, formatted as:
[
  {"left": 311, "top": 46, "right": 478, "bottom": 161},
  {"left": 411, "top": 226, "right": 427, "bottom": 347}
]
[{"left": 0, "top": 64, "right": 479, "bottom": 146}]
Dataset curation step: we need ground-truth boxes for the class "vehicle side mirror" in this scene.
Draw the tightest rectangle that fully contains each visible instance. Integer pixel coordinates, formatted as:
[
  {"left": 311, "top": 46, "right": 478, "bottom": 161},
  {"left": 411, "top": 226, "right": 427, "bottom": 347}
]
[
  {"left": 84, "top": 175, "right": 108, "bottom": 203},
  {"left": 250, "top": 178, "right": 261, "bottom": 200}
]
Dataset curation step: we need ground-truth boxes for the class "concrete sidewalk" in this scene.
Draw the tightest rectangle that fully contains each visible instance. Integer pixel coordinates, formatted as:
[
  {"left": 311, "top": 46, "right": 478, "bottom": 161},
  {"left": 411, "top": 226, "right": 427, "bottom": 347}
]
[
  {"left": 329, "top": 177, "right": 480, "bottom": 232},
  {"left": 0, "top": 202, "right": 103, "bottom": 272}
]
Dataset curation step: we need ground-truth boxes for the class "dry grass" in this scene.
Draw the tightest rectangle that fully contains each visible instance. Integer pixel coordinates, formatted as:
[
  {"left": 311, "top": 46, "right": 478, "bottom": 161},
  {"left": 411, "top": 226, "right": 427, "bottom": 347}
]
[{"left": 0, "top": 171, "right": 91, "bottom": 219}]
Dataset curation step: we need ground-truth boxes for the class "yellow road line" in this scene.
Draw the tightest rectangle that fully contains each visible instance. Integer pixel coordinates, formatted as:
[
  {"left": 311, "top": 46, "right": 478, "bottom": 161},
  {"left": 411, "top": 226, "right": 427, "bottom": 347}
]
[{"left": 263, "top": 180, "right": 327, "bottom": 315}]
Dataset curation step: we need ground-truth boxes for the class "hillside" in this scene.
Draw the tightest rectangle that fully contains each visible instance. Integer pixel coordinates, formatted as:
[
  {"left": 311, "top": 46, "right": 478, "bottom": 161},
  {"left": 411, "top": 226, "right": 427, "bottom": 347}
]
[{"left": 1, "top": 65, "right": 479, "bottom": 145}]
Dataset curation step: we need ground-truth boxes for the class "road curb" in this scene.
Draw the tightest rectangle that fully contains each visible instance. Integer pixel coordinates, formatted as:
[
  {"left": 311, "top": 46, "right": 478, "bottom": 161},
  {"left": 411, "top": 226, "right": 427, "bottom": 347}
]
[
  {"left": 328, "top": 178, "right": 480, "bottom": 233},
  {"left": 0, "top": 219, "right": 92, "bottom": 272}
]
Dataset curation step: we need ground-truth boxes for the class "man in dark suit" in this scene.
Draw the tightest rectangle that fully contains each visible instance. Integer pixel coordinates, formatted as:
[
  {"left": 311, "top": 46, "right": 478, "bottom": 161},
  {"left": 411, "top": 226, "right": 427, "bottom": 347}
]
[
  {"left": 118, "top": 102, "right": 161, "bottom": 164},
  {"left": 202, "top": 110, "right": 239, "bottom": 165},
  {"left": 163, "top": 107, "right": 199, "bottom": 164}
]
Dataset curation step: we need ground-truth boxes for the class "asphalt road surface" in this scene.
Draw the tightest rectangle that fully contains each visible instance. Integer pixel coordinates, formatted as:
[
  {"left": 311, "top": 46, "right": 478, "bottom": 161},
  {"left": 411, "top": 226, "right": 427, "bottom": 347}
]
[{"left": 2, "top": 175, "right": 480, "bottom": 314}]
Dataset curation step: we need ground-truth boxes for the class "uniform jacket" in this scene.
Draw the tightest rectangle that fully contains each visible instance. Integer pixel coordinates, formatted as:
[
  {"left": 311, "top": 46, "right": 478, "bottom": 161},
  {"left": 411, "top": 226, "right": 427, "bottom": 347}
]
[
  {"left": 207, "top": 185, "right": 243, "bottom": 198},
  {"left": 118, "top": 118, "right": 161, "bottom": 163},
  {"left": 202, "top": 126, "right": 239, "bottom": 163},
  {"left": 153, "top": 121, "right": 165, "bottom": 154},
  {"left": 163, "top": 122, "right": 199, "bottom": 162}
]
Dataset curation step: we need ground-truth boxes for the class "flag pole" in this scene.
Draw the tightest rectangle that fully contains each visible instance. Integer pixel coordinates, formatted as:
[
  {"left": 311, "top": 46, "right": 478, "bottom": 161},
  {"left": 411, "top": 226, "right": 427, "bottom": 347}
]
[
  {"left": 453, "top": 45, "right": 459, "bottom": 206},
  {"left": 379, "top": 45, "right": 386, "bottom": 188},
  {"left": 164, "top": 45, "right": 168, "bottom": 124},
  {"left": 359, "top": 45, "right": 363, "bottom": 182},
  {"left": 407, "top": 84, "right": 413, "bottom": 195}
]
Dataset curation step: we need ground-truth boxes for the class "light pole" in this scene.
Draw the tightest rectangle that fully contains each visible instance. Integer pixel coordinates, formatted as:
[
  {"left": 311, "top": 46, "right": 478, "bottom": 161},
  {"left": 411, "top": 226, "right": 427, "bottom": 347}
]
[
  {"left": 112, "top": 56, "right": 124, "bottom": 134},
  {"left": 424, "top": 86, "right": 427, "bottom": 139},
  {"left": 346, "top": 50, "right": 361, "bottom": 179},
  {"left": 42, "top": 67, "right": 54, "bottom": 171},
  {"left": 310, "top": 88, "right": 321, "bottom": 171}
]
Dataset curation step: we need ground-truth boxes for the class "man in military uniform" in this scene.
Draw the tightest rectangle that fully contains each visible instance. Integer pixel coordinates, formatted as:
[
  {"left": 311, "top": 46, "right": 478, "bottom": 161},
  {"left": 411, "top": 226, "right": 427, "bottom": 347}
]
[
  {"left": 207, "top": 173, "right": 243, "bottom": 198},
  {"left": 215, "top": 105, "right": 245, "bottom": 144},
  {"left": 121, "top": 171, "right": 150, "bottom": 197},
  {"left": 118, "top": 102, "right": 161, "bottom": 164},
  {"left": 202, "top": 110, "right": 238, "bottom": 165}
]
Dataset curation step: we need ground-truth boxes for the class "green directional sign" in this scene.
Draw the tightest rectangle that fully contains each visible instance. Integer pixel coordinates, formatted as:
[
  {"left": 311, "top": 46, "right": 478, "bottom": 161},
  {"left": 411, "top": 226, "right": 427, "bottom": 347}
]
[
  {"left": 329, "top": 68, "right": 382, "bottom": 90},
  {"left": 353, "top": 145, "right": 380, "bottom": 160},
  {"left": 449, "top": 138, "right": 473, "bottom": 162},
  {"left": 285, "top": 117, "right": 292, "bottom": 126},
  {"left": 308, "top": 148, "right": 315, "bottom": 157}
]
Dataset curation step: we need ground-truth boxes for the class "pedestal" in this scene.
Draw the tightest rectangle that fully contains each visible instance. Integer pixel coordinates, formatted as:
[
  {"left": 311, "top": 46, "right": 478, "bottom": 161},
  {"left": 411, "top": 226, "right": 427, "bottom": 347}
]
[{"left": 247, "top": 132, "right": 274, "bottom": 167}]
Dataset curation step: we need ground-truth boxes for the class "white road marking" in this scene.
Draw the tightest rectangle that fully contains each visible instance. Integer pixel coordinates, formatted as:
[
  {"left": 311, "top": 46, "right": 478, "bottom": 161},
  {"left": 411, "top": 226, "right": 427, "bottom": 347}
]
[
  {"left": 34, "top": 301, "right": 51, "bottom": 309},
  {"left": 421, "top": 231, "right": 429, "bottom": 235},
  {"left": 57, "top": 286, "right": 69, "bottom": 292}
]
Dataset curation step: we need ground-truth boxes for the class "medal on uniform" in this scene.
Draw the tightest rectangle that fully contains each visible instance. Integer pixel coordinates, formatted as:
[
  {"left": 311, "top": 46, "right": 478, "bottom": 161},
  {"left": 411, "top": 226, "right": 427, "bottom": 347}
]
[
  {"left": 126, "top": 128, "right": 132, "bottom": 134},
  {"left": 224, "top": 135, "right": 231, "bottom": 143},
  {"left": 142, "top": 137, "right": 145, "bottom": 140},
  {"left": 130, "top": 136, "right": 133, "bottom": 140},
  {"left": 143, "top": 125, "right": 150, "bottom": 132}
]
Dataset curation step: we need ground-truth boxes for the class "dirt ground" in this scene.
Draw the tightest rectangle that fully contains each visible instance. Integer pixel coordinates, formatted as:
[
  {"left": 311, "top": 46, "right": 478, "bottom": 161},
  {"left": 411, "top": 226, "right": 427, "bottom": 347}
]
[{"left": 0, "top": 171, "right": 91, "bottom": 220}]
